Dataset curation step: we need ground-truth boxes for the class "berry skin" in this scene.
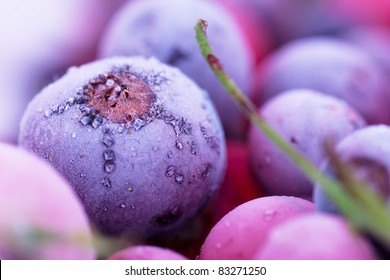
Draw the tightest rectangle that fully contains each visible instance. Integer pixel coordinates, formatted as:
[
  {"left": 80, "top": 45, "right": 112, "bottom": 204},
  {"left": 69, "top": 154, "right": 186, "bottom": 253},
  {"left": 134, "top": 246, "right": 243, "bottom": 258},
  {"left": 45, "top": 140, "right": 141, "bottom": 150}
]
[
  {"left": 198, "top": 196, "right": 314, "bottom": 260},
  {"left": 249, "top": 89, "right": 366, "bottom": 200},
  {"left": 255, "top": 37, "right": 390, "bottom": 125},
  {"left": 108, "top": 245, "right": 187, "bottom": 260},
  {"left": 254, "top": 213, "right": 377, "bottom": 260},
  {"left": 314, "top": 125, "right": 390, "bottom": 214},
  {"left": 18, "top": 56, "right": 226, "bottom": 239},
  {"left": 98, "top": 0, "right": 254, "bottom": 139},
  {"left": 341, "top": 25, "right": 390, "bottom": 77},
  {"left": 0, "top": 143, "right": 95, "bottom": 260}
]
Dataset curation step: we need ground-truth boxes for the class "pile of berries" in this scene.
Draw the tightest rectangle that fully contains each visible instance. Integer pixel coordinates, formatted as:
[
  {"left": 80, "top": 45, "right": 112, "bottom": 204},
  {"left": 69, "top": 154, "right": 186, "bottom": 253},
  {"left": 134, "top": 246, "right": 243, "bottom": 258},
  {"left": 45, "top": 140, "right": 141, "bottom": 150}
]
[{"left": 1, "top": 0, "right": 390, "bottom": 260}]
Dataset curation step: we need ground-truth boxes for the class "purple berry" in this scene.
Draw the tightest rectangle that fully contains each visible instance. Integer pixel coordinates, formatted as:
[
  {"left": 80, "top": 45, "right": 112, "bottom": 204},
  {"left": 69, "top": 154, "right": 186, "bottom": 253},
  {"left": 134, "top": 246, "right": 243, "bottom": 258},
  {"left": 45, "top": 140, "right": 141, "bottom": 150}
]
[
  {"left": 18, "top": 56, "right": 226, "bottom": 239},
  {"left": 255, "top": 37, "right": 390, "bottom": 125},
  {"left": 314, "top": 125, "right": 390, "bottom": 213},
  {"left": 98, "top": 0, "right": 254, "bottom": 138},
  {"left": 341, "top": 25, "right": 390, "bottom": 77},
  {"left": 248, "top": 89, "right": 366, "bottom": 200},
  {"left": 198, "top": 196, "right": 314, "bottom": 260},
  {"left": 0, "top": 143, "right": 95, "bottom": 260},
  {"left": 254, "top": 213, "right": 377, "bottom": 260}
]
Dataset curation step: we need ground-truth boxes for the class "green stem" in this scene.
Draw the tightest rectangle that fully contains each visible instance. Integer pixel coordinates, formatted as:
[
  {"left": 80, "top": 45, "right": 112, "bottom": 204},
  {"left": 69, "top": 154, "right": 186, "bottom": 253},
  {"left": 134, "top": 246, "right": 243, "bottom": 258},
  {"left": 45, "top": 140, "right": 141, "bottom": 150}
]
[{"left": 195, "top": 19, "right": 390, "bottom": 248}]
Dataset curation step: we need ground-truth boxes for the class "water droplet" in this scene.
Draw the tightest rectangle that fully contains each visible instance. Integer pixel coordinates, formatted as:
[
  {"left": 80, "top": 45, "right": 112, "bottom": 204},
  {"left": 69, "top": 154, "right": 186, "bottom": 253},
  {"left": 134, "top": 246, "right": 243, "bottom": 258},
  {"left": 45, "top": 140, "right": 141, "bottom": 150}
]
[
  {"left": 128, "top": 187, "right": 133, "bottom": 192},
  {"left": 117, "top": 125, "right": 125, "bottom": 133},
  {"left": 80, "top": 173, "right": 86, "bottom": 178},
  {"left": 166, "top": 166, "right": 175, "bottom": 177},
  {"left": 103, "top": 150, "right": 115, "bottom": 161},
  {"left": 189, "top": 140, "right": 197, "bottom": 155},
  {"left": 152, "top": 145, "right": 158, "bottom": 151},
  {"left": 104, "top": 161, "right": 116, "bottom": 173},
  {"left": 80, "top": 115, "right": 93, "bottom": 126},
  {"left": 133, "top": 118, "right": 146, "bottom": 131},
  {"left": 120, "top": 203, "right": 126, "bottom": 208},
  {"left": 103, "top": 207, "right": 108, "bottom": 212},
  {"left": 201, "top": 164, "right": 212, "bottom": 180},
  {"left": 106, "top": 79, "right": 115, "bottom": 87},
  {"left": 167, "top": 150, "right": 173, "bottom": 159},
  {"left": 175, "top": 175, "right": 184, "bottom": 184},
  {"left": 44, "top": 110, "right": 52, "bottom": 118},
  {"left": 92, "top": 115, "right": 103, "bottom": 129},
  {"left": 100, "top": 177, "right": 112, "bottom": 188},
  {"left": 179, "top": 118, "right": 192, "bottom": 135},
  {"left": 70, "top": 159, "right": 75, "bottom": 165},
  {"left": 102, "top": 134, "right": 114, "bottom": 147},
  {"left": 71, "top": 133, "right": 76, "bottom": 138},
  {"left": 175, "top": 140, "right": 183, "bottom": 150},
  {"left": 263, "top": 209, "right": 277, "bottom": 222}
]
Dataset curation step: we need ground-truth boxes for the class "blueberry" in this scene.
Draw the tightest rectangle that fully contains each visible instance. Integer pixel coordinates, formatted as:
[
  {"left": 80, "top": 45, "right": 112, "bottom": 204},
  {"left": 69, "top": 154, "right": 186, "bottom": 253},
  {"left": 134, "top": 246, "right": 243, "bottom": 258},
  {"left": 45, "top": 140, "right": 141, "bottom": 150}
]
[
  {"left": 19, "top": 56, "right": 226, "bottom": 238},
  {"left": 341, "top": 26, "right": 390, "bottom": 78},
  {"left": 248, "top": 89, "right": 366, "bottom": 200},
  {"left": 314, "top": 125, "right": 390, "bottom": 213},
  {"left": 216, "top": 0, "right": 350, "bottom": 46},
  {"left": 255, "top": 37, "right": 390, "bottom": 125},
  {"left": 98, "top": 0, "right": 254, "bottom": 139}
]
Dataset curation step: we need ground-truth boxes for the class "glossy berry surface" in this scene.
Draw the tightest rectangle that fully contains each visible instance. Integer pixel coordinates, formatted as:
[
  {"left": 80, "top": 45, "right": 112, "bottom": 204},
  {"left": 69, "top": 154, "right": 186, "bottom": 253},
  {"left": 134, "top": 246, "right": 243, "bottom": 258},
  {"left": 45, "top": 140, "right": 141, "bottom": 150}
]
[
  {"left": 249, "top": 89, "right": 365, "bottom": 200},
  {"left": 314, "top": 125, "right": 390, "bottom": 213},
  {"left": 254, "top": 213, "right": 377, "bottom": 260},
  {"left": 256, "top": 37, "right": 390, "bottom": 125},
  {"left": 98, "top": 0, "right": 254, "bottom": 139},
  {"left": 18, "top": 56, "right": 226, "bottom": 239},
  {"left": 0, "top": 143, "right": 95, "bottom": 260},
  {"left": 198, "top": 196, "right": 314, "bottom": 260}
]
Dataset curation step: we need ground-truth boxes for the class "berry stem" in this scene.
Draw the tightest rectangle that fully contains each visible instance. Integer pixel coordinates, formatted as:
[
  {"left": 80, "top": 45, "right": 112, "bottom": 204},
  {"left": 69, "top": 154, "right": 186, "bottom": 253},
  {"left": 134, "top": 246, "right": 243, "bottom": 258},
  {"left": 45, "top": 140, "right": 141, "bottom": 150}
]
[{"left": 195, "top": 19, "right": 390, "bottom": 249}]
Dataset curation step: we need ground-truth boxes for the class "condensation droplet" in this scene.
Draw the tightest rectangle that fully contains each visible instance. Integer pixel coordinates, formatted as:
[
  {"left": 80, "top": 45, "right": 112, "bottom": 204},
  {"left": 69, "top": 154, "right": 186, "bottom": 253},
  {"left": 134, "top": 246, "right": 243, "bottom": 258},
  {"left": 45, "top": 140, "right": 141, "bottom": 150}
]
[
  {"left": 44, "top": 110, "right": 52, "bottom": 118},
  {"left": 166, "top": 166, "right": 175, "bottom": 177},
  {"left": 100, "top": 177, "right": 112, "bottom": 188},
  {"left": 263, "top": 209, "right": 277, "bottom": 222},
  {"left": 102, "top": 134, "right": 114, "bottom": 147},
  {"left": 103, "top": 150, "right": 115, "bottom": 161},
  {"left": 167, "top": 150, "right": 173, "bottom": 159},
  {"left": 117, "top": 125, "right": 125, "bottom": 133},
  {"left": 175, "top": 140, "right": 183, "bottom": 150},
  {"left": 106, "top": 79, "right": 115, "bottom": 87},
  {"left": 152, "top": 145, "right": 158, "bottom": 151},
  {"left": 128, "top": 187, "right": 133, "bottom": 192},
  {"left": 80, "top": 173, "right": 86, "bottom": 178},
  {"left": 120, "top": 203, "right": 126, "bottom": 208},
  {"left": 175, "top": 175, "right": 184, "bottom": 184},
  {"left": 104, "top": 161, "right": 116, "bottom": 173},
  {"left": 70, "top": 160, "right": 75, "bottom": 165},
  {"left": 71, "top": 133, "right": 76, "bottom": 138}
]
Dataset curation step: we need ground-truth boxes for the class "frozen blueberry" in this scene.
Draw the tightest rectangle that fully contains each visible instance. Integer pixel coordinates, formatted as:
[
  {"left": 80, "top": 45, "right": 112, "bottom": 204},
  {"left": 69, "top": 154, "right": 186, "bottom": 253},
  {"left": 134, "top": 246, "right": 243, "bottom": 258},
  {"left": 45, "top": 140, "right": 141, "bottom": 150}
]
[
  {"left": 19, "top": 56, "right": 226, "bottom": 239},
  {"left": 248, "top": 89, "right": 366, "bottom": 200},
  {"left": 341, "top": 25, "right": 390, "bottom": 78},
  {"left": 215, "top": 0, "right": 350, "bottom": 47},
  {"left": 255, "top": 37, "right": 390, "bottom": 125},
  {"left": 98, "top": 0, "right": 254, "bottom": 139},
  {"left": 314, "top": 125, "right": 390, "bottom": 213}
]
